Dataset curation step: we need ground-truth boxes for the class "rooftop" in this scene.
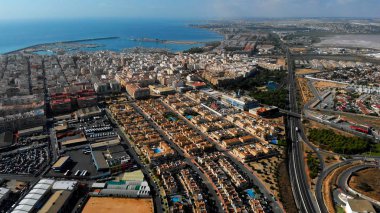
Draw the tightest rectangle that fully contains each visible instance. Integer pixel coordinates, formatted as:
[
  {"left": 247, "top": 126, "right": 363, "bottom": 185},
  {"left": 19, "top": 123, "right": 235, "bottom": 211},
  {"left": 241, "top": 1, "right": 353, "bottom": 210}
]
[
  {"left": 347, "top": 199, "right": 376, "bottom": 213},
  {"left": 52, "top": 156, "right": 70, "bottom": 169},
  {"left": 121, "top": 170, "right": 145, "bottom": 182},
  {"left": 38, "top": 190, "right": 73, "bottom": 213},
  {"left": 92, "top": 151, "right": 109, "bottom": 170},
  {"left": 52, "top": 181, "right": 77, "bottom": 191}
]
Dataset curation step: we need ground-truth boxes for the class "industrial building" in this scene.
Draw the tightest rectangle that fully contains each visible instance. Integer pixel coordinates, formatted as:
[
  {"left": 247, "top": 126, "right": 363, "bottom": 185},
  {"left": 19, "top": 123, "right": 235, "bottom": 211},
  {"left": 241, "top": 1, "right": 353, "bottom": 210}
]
[
  {"left": 12, "top": 179, "right": 55, "bottom": 213},
  {"left": 249, "top": 106, "right": 279, "bottom": 117},
  {"left": 221, "top": 94, "right": 259, "bottom": 111},
  {"left": 91, "top": 142, "right": 132, "bottom": 174},
  {"left": 75, "top": 106, "right": 102, "bottom": 120},
  {"left": 51, "top": 156, "right": 71, "bottom": 172},
  {"left": 0, "top": 187, "right": 10, "bottom": 205},
  {"left": 11, "top": 179, "right": 78, "bottom": 213},
  {"left": 18, "top": 126, "right": 44, "bottom": 137},
  {"left": 38, "top": 190, "right": 73, "bottom": 213},
  {"left": 0, "top": 131, "right": 13, "bottom": 149},
  {"left": 92, "top": 180, "right": 151, "bottom": 198}
]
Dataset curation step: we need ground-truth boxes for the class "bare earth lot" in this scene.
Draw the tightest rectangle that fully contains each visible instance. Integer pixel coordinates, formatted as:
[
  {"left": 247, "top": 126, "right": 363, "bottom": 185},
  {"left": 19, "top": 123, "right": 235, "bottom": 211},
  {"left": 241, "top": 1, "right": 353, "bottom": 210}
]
[
  {"left": 313, "top": 81, "right": 347, "bottom": 90},
  {"left": 316, "top": 34, "right": 380, "bottom": 50},
  {"left": 296, "top": 69, "right": 322, "bottom": 75},
  {"left": 349, "top": 168, "right": 380, "bottom": 202},
  {"left": 82, "top": 197, "right": 154, "bottom": 213}
]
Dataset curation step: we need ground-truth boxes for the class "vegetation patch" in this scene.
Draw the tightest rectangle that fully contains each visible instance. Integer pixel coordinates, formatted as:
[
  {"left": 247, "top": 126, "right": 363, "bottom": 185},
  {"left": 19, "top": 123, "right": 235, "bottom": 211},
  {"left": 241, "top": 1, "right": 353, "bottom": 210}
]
[
  {"left": 306, "top": 152, "right": 320, "bottom": 179},
  {"left": 184, "top": 47, "right": 204, "bottom": 54},
  {"left": 308, "top": 128, "right": 370, "bottom": 154},
  {"left": 224, "top": 69, "right": 288, "bottom": 108}
]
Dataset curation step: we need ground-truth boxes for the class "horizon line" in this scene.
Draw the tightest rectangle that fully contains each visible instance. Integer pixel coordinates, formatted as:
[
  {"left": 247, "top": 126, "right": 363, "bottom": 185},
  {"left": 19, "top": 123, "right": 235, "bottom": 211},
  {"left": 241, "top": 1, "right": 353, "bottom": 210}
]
[{"left": 0, "top": 16, "right": 380, "bottom": 22}]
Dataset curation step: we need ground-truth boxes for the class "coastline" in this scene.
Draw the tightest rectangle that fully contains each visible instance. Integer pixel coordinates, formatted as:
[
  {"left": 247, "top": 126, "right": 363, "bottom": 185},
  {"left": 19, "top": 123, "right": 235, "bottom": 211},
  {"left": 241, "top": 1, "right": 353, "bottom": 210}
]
[
  {"left": 0, "top": 20, "right": 224, "bottom": 55},
  {"left": 130, "top": 38, "right": 205, "bottom": 45},
  {"left": 3, "top": 36, "right": 119, "bottom": 55}
]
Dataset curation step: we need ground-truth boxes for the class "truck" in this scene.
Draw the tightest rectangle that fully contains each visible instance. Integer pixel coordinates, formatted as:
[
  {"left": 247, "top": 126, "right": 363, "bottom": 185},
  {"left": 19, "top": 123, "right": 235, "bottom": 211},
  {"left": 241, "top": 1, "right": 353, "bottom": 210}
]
[{"left": 350, "top": 125, "right": 371, "bottom": 134}]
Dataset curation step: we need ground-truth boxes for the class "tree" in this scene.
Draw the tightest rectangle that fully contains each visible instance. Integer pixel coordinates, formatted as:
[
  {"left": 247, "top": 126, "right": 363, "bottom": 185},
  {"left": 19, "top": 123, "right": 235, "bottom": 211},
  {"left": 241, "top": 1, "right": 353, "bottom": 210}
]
[{"left": 308, "top": 128, "right": 370, "bottom": 154}]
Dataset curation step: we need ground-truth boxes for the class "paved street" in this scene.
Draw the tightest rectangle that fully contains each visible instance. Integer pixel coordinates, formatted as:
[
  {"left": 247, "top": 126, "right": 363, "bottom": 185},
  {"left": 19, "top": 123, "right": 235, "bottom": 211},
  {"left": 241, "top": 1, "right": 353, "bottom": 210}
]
[
  {"left": 157, "top": 99, "right": 284, "bottom": 213},
  {"left": 106, "top": 108, "right": 164, "bottom": 213},
  {"left": 129, "top": 102, "right": 225, "bottom": 212}
]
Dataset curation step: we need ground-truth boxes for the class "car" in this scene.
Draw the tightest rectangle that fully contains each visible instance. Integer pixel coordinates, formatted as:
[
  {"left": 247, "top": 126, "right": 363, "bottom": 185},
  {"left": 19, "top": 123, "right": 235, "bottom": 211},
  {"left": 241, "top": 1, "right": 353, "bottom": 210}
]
[
  {"left": 81, "top": 170, "right": 88, "bottom": 176},
  {"left": 74, "top": 170, "right": 81, "bottom": 176},
  {"left": 64, "top": 170, "right": 71, "bottom": 176}
]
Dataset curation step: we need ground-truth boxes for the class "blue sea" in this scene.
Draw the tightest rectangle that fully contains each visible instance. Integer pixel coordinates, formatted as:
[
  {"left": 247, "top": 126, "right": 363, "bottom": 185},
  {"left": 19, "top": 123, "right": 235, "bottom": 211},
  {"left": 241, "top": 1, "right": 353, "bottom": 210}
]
[{"left": 0, "top": 18, "right": 222, "bottom": 54}]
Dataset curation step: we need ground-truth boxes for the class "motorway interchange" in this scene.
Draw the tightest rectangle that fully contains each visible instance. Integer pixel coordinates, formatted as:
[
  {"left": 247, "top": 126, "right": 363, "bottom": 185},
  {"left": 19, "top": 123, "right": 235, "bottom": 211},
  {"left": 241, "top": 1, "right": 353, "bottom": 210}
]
[{"left": 286, "top": 49, "right": 380, "bottom": 213}]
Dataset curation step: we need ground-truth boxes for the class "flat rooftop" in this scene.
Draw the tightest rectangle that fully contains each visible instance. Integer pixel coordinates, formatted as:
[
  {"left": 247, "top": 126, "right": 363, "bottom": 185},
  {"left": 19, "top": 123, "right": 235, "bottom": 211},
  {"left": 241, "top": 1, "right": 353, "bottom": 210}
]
[
  {"left": 0, "top": 131, "right": 13, "bottom": 148},
  {"left": 82, "top": 197, "right": 153, "bottom": 213},
  {"left": 121, "top": 170, "right": 144, "bottom": 182}
]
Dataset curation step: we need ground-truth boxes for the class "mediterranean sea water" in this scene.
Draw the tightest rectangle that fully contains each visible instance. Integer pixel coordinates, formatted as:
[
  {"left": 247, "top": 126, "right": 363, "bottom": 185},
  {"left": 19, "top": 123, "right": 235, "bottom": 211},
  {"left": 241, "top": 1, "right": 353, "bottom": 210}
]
[{"left": 0, "top": 18, "right": 222, "bottom": 54}]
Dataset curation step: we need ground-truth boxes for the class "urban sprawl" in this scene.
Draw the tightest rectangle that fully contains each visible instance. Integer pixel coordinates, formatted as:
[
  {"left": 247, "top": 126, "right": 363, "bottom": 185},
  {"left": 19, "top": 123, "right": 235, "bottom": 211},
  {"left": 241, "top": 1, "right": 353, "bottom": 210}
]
[{"left": 1, "top": 18, "right": 380, "bottom": 213}]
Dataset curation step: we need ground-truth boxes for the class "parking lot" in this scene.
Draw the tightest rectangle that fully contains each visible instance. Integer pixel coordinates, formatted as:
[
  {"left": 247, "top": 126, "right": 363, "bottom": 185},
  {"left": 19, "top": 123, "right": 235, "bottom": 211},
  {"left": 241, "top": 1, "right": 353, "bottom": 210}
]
[
  {"left": 69, "top": 115, "right": 118, "bottom": 142},
  {"left": 0, "top": 146, "right": 49, "bottom": 175},
  {"left": 46, "top": 148, "right": 106, "bottom": 179},
  {"left": 16, "top": 134, "right": 50, "bottom": 147}
]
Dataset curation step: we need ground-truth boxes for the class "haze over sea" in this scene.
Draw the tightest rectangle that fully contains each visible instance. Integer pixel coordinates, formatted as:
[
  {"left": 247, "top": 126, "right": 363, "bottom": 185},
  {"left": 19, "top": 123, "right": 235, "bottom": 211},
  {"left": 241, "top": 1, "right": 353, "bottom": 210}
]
[{"left": 0, "top": 19, "right": 222, "bottom": 54}]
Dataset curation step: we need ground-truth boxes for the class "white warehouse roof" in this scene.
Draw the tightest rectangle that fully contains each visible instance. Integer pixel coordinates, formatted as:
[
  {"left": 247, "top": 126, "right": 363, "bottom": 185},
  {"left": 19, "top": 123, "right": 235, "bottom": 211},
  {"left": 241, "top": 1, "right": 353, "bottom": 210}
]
[
  {"left": 14, "top": 204, "right": 33, "bottom": 212},
  {"left": 24, "top": 193, "right": 42, "bottom": 201},
  {"left": 19, "top": 198, "right": 37, "bottom": 206},
  {"left": 34, "top": 183, "right": 51, "bottom": 190},
  {"left": 29, "top": 188, "right": 47, "bottom": 196},
  {"left": 38, "top": 179, "right": 55, "bottom": 185},
  {"left": 52, "top": 180, "right": 77, "bottom": 191}
]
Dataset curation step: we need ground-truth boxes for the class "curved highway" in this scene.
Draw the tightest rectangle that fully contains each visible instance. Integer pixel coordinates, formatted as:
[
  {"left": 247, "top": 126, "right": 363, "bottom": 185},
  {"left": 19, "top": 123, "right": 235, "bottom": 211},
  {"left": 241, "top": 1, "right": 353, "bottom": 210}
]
[
  {"left": 315, "top": 159, "right": 358, "bottom": 213},
  {"left": 337, "top": 164, "right": 377, "bottom": 195}
]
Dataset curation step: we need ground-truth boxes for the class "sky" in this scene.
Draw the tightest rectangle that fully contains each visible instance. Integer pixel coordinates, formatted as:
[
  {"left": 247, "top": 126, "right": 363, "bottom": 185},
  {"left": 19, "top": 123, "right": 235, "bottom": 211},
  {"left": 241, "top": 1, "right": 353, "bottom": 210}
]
[{"left": 0, "top": 0, "right": 379, "bottom": 20}]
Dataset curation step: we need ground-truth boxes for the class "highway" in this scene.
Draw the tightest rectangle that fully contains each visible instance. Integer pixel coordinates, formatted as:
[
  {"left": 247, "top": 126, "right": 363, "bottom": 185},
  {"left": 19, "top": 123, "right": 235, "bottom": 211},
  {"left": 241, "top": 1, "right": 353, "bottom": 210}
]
[
  {"left": 292, "top": 54, "right": 380, "bottom": 64},
  {"left": 286, "top": 48, "right": 321, "bottom": 213},
  {"left": 315, "top": 159, "right": 358, "bottom": 213}
]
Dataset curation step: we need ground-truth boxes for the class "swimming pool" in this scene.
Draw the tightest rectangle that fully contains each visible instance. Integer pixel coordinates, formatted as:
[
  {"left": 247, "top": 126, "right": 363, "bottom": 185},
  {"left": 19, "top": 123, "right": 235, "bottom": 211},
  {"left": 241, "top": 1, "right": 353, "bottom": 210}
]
[
  {"left": 154, "top": 148, "right": 163, "bottom": 153},
  {"left": 171, "top": 196, "right": 181, "bottom": 203},
  {"left": 246, "top": 189, "right": 256, "bottom": 198}
]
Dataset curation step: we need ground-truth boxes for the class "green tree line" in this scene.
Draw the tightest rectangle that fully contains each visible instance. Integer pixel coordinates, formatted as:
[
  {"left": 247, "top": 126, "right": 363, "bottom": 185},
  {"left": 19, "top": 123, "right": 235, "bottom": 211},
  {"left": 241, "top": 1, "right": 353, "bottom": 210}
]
[
  {"left": 306, "top": 153, "right": 320, "bottom": 179},
  {"left": 308, "top": 128, "right": 370, "bottom": 154}
]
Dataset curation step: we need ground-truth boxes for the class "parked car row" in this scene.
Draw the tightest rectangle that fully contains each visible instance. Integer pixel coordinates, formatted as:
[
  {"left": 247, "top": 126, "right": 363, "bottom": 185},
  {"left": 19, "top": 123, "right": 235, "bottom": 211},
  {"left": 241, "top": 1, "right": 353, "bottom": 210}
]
[
  {"left": 73, "top": 169, "right": 88, "bottom": 176},
  {"left": 0, "top": 146, "right": 49, "bottom": 175},
  {"left": 84, "top": 126, "right": 112, "bottom": 133},
  {"left": 87, "top": 131, "right": 116, "bottom": 138}
]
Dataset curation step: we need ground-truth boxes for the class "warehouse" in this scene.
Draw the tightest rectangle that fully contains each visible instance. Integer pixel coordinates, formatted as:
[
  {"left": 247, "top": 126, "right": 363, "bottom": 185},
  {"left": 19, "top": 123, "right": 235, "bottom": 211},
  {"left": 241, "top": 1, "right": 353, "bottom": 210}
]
[
  {"left": 91, "top": 151, "right": 109, "bottom": 171},
  {"left": 38, "top": 190, "right": 73, "bottom": 213},
  {"left": 52, "top": 156, "right": 71, "bottom": 172}
]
